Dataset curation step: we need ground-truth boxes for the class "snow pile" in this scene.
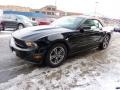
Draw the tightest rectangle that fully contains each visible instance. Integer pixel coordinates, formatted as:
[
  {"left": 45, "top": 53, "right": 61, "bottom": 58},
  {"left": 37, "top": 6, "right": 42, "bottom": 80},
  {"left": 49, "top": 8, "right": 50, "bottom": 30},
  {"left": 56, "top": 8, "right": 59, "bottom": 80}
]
[{"left": 0, "top": 33, "right": 120, "bottom": 90}]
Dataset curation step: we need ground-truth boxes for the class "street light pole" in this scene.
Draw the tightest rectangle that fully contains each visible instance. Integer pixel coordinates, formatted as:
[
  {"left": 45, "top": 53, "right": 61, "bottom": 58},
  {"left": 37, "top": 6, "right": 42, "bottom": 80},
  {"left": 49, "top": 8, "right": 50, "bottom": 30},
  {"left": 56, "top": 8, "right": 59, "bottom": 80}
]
[
  {"left": 55, "top": 0, "right": 57, "bottom": 10},
  {"left": 55, "top": 0, "right": 57, "bottom": 17},
  {"left": 94, "top": 1, "right": 99, "bottom": 17}
]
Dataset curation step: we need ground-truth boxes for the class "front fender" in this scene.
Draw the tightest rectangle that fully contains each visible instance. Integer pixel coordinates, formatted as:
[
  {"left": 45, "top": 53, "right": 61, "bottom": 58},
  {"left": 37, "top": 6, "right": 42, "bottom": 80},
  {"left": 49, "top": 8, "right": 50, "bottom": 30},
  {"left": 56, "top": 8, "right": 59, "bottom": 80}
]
[
  {"left": 37, "top": 33, "right": 71, "bottom": 55},
  {"left": 47, "top": 34, "right": 71, "bottom": 54},
  {"left": 47, "top": 33, "right": 64, "bottom": 41}
]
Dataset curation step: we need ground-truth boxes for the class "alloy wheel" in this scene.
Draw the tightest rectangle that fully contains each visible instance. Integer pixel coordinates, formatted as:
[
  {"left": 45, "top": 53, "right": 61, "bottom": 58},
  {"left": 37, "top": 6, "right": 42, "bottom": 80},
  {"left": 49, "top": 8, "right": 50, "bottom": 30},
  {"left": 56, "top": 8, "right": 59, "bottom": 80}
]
[
  {"left": 103, "top": 36, "right": 110, "bottom": 49},
  {"left": 49, "top": 46, "right": 65, "bottom": 65}
]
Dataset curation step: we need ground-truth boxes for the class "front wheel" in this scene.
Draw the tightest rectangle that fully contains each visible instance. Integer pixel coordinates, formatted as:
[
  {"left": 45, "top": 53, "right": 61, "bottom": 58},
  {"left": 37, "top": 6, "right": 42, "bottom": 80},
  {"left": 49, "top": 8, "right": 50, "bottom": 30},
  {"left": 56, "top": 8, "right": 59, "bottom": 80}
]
[
  {"left": 45, "top": 44, "right": 67, "bottom": 68},
  {"left": 17, "top": 24, "right": 24, "bottom": 30},
  {"left": 99, "top": 35, "right": 110, "bottom": 50},
  {"left": 0, "top": 25, "right": 5, "bottom": 31}
]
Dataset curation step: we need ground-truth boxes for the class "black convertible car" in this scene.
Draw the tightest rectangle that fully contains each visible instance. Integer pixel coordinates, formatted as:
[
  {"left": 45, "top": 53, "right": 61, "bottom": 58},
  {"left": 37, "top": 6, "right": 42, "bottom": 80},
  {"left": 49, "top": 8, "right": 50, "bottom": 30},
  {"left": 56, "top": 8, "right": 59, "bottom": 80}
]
[{"left": 10, "top": 16, "right": 112, "bottom": 67}]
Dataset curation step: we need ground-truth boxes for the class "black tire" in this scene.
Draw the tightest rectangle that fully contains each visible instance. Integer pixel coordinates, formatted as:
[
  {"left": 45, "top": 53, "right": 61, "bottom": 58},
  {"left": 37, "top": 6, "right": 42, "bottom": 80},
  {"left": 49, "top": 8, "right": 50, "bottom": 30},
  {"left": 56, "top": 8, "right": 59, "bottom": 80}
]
[
  {"left": 0, "top": 27, "right": 2, "bottom": 31},
  {"left": 0, "top": 25, "right": 5, "bottom": 31},
  {"left": 45, "top": 44, "right": 67, "bottom": 68},
  {"left": 17, "top": 24, "right": 24, "bottom": 30},
  {"left": 2, "top": 27, "right": 5, "bottom": 31},
  {"left": 99, "top": 35, "right": 110, "bottom": 50}
]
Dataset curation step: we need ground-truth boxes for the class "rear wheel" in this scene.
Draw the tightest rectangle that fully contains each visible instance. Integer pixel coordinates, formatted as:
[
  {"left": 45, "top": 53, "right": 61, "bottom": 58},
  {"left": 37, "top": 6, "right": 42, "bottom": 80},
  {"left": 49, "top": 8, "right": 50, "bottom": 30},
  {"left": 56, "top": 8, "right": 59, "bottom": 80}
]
[
  {"left": 99, "top": 35, "right": 110, "bottom": 49},
  {"left": 45, "top": 44, "right": 67, "bottom": 68}
]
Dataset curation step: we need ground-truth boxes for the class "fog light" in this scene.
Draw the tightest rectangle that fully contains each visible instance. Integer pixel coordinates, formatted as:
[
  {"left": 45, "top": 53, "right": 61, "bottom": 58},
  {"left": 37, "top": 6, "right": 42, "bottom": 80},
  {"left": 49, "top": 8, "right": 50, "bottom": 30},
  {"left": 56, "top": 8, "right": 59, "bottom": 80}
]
[{"left": 33, "top": 54, "right": 42, "bottom": 61}]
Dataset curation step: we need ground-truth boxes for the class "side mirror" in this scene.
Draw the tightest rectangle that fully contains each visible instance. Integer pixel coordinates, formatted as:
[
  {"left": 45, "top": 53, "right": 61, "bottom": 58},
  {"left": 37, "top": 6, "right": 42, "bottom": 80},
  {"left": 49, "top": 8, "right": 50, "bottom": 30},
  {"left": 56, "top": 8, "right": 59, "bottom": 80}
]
[
  {"left": 79, "top": 26, "right": 91, "bottom": 33},
  {"left": 13, "top": 17, "right": 17, "bottom": 21},
  {"left": 15, "top": 18, "right": 18, "bottom": 21},
  {"left": 91, "top": 26, "right": 97, "bottom": 29}
]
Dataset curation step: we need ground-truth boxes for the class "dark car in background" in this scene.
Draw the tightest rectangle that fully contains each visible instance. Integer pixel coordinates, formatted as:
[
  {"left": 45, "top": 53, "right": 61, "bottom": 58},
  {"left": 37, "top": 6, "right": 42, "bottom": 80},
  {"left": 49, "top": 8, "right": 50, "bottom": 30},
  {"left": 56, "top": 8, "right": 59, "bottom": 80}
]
[
  {"left": 114, "top": 25, "right": 120, "bottom": 32},
  {"left": 10, "top": 16, "right": 112, "bottom": 67},
  {"left": 0, "top": 14, "right": 38, "bottom": 31}
]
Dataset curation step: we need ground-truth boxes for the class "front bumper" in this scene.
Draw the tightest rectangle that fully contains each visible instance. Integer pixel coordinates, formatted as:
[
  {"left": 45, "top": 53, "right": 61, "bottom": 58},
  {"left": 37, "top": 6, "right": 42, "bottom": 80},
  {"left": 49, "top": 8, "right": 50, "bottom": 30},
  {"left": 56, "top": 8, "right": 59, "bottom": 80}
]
[{"left": 10, "top": 38, "right": 44, "bottom": 64}]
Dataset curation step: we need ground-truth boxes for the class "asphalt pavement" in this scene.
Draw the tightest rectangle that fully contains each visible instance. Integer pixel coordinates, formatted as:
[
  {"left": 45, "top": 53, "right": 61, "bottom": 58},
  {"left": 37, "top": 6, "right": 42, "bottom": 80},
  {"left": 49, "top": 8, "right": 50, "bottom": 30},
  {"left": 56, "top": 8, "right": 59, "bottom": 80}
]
[
  {"left": 0, "top": 31, "right": 119, "bottom": 87},
  {"left": 0, "top": 31, "right": 39, "bottom": 83}
]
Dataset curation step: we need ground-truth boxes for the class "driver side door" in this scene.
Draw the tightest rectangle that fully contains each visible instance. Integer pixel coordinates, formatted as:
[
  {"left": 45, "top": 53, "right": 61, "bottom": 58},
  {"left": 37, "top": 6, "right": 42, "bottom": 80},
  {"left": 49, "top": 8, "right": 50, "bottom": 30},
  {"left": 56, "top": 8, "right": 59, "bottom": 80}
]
[{"left": 81, "top": 19, "right": 104, "bottom": 47}]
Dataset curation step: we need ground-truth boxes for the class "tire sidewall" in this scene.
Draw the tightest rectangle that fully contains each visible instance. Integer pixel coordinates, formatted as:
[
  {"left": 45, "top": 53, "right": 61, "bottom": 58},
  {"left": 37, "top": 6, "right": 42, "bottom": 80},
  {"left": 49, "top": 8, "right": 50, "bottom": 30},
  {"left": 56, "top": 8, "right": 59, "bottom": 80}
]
[
  {"left": 45, "top": 44, "right": 67, "bottom": 68},
  {"left": 17, "top": 24, "right": 24, "bottom": 30},
  {"left": 100, "top": 35, "right": 110, "bottom": 49}
]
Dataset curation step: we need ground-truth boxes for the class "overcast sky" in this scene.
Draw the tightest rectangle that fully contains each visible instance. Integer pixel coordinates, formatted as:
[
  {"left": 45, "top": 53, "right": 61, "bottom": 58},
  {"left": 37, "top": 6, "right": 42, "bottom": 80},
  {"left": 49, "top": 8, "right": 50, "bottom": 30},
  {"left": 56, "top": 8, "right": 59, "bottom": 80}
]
[{"left": 0, "top": 0, "right": 120, "bottom": 18}]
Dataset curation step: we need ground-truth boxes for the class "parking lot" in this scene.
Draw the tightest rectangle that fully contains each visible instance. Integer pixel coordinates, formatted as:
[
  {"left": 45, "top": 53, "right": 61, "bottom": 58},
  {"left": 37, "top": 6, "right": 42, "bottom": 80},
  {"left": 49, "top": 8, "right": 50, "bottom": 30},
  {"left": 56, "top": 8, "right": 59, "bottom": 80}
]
[
  {"left": 0, "top": 31, "right": 39, "bottom": 83},
  {"left": 0, "top": 31, "right": 120, "bottom": 90}
]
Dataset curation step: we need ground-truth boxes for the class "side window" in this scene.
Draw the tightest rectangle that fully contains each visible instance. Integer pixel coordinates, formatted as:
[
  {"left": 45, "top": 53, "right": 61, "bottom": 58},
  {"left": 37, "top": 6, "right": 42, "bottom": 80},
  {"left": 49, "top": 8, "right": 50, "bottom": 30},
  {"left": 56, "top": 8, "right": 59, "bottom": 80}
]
[
  {"left": 83, "top": 19, "right": 103, "bottom": 30},
  {"left": 83, "top": 19, "right": 96, "bottom": 27},
  {"left": 93, "top": 20, "right": 103, "bottom": 29},
  {"left": 3, "top": 15, "right": 11, "bottom": 20},
  {"left": 98, "top": 21, "right": 103, "bottom": 28},
  {"left": 3, "top": 15, "right": 16, "bottom": 20}
]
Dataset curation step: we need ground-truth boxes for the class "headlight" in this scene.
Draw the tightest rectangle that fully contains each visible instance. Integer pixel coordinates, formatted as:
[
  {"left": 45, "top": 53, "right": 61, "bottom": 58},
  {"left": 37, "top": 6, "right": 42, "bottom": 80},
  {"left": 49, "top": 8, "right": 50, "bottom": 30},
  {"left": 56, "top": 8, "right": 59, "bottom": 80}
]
[{"left": 26, "top": 41, "right": 37, "bottom": 48}]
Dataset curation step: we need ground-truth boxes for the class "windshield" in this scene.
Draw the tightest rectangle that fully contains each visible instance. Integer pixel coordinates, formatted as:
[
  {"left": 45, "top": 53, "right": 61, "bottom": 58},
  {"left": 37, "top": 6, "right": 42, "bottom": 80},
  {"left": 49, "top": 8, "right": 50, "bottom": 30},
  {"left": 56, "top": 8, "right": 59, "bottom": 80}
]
[
  {"left": 51, "top": 16, "right": 84, "bottom": 29},
  {"left": 17, "top": 15, "right": 31, "bottom": 21}
]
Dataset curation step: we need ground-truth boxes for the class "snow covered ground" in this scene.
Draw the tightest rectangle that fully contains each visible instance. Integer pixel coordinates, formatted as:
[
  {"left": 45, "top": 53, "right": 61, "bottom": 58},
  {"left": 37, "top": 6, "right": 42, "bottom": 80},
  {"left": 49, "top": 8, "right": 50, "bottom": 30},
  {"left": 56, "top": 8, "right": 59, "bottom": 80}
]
[
  {"left": 0, "top": 33, "right": 120, "bottom": 90},
  {"left": 0, "top": 31, "right": 12, "bottom": 38}
]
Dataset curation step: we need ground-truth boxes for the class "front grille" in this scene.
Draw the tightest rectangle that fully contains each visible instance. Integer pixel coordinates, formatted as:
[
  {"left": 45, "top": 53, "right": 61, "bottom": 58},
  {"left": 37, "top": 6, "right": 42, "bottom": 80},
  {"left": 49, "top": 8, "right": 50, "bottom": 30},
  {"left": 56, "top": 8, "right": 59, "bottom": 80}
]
[{"left": 14, "top": 38, "right": 27, "bottom": 48}]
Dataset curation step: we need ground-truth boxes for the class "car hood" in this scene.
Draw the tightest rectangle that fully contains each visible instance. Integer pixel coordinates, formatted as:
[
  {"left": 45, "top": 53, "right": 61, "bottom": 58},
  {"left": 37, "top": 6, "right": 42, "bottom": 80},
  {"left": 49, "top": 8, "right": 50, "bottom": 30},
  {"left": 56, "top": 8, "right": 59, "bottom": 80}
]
[{"left": 12, "top": 25, "right": 73, "bottom": 41}]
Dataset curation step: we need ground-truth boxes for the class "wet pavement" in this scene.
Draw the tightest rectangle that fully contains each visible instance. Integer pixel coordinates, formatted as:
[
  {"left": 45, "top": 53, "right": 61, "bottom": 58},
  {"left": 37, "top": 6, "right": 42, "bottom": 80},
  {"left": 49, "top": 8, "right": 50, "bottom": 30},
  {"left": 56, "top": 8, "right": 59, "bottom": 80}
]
[
  {"left": 0, "top": 31, "right": 39, "bottom": 83},
  {"left": 0, "top": 31, "right": 100, "bottom": 84},
  {"left": 1, "top": 31, "right": 120, "bottom": 90}
]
